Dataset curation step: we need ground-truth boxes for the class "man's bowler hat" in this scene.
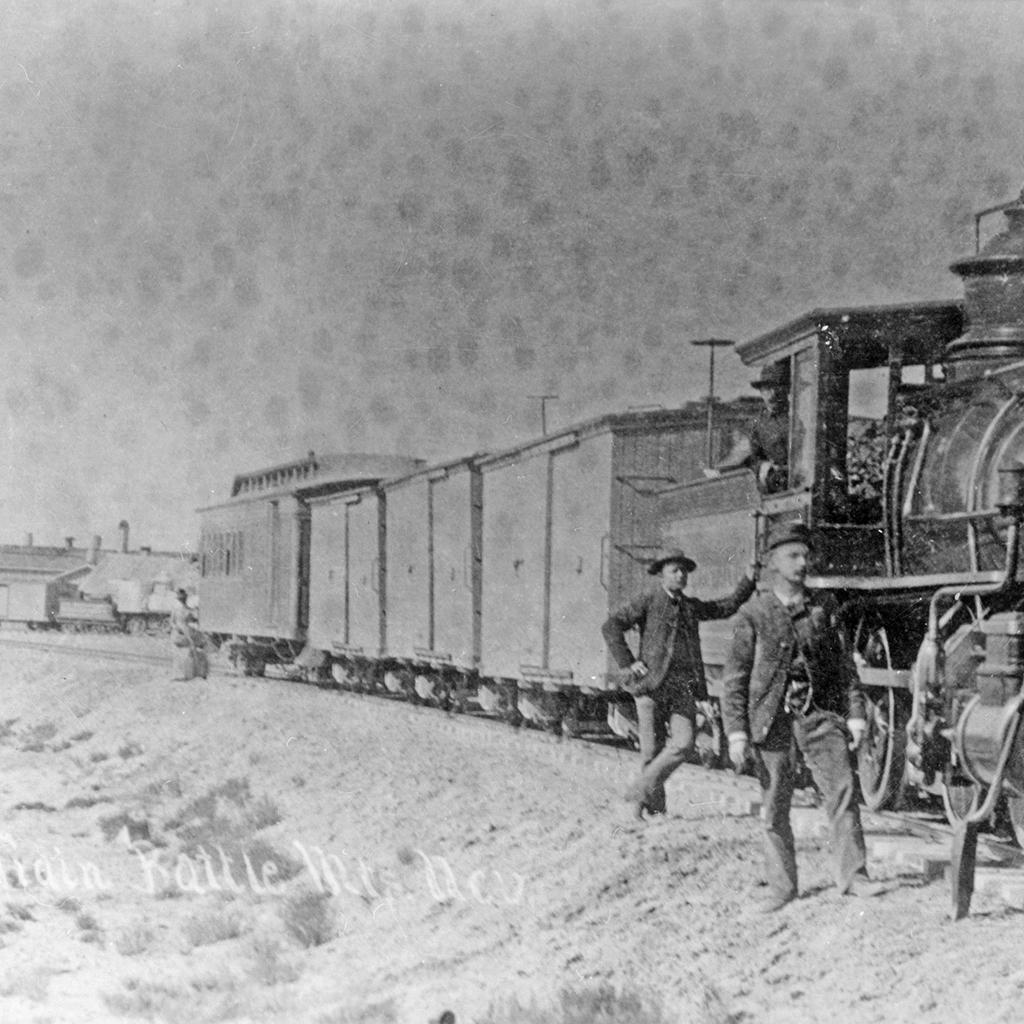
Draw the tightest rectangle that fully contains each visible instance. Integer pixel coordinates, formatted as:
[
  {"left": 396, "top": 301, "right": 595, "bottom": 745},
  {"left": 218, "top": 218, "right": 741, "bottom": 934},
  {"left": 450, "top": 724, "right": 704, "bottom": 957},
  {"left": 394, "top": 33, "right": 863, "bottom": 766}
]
[
  {"left": 765, "top": 521, "right": 813, "bottom": 552},
  {"left": 752, "top": 362, "right": 790, "bottom": 390},
  {"left": 647, "top": 548, "right": 697, "bottom": 575}
]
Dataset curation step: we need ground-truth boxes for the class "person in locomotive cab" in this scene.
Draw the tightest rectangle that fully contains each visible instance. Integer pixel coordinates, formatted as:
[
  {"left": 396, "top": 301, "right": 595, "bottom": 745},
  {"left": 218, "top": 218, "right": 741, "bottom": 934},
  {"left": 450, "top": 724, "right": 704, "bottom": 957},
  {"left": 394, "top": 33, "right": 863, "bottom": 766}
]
[
  {"left": 722, "top": 522, "right": 886, "bottom": 913},
  {"left": 602, "top": 549, "right": 757, "bottom": 822},
  {"left": 706, "top": 361, "right": 791, "bottom": 493}
]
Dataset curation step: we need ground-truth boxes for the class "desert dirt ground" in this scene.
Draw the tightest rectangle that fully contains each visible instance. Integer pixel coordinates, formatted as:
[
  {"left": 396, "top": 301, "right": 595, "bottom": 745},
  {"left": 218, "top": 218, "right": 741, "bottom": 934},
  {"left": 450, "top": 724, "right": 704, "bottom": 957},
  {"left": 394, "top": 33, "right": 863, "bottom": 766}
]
[{"left": 0, "top": 643, "right": 1021, "bottom": 1024}]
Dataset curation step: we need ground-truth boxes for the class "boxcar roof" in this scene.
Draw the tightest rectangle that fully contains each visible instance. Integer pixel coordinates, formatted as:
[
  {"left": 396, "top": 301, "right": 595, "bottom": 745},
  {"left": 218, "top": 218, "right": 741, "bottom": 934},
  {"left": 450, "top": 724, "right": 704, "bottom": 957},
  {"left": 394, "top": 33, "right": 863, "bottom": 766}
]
[
  {"left": 381, "top": 452, "right": 487, "bottom": 491},
  {"left": 476, "top": 400, "right": 757, "bottom": 470},
  {"left": 736, "top": 299, "right": 965, "bottom": 368},
  {"left": 200, "top": 452, "right": 423, "bottom": 511}
]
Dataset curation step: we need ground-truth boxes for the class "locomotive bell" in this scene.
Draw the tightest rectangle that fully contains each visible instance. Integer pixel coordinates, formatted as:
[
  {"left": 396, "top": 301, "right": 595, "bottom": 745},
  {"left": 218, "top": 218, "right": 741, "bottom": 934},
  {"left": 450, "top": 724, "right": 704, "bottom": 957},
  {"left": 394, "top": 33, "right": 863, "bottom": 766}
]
[{"left": 946, "top": 188, "right": 1024, "bottom": 376}]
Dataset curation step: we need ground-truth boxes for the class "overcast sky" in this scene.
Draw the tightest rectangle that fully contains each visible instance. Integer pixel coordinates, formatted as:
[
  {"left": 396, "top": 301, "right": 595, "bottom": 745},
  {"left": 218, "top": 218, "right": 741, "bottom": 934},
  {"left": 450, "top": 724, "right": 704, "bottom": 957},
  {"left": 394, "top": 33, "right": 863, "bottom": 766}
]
[{"left": 1, "top": 0, "right": 1021, "bottom": 551}]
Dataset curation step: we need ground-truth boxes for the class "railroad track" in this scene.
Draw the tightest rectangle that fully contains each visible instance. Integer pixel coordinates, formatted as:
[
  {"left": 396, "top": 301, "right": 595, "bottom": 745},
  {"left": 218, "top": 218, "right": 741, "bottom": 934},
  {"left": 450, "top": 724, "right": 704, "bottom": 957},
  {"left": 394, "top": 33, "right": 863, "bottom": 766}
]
[
  {"left": 0, "top": 634, "right": 174, "bottom": 667},
  {"left": 5, "top": 633, "right": 1024, "bottom": 907}
]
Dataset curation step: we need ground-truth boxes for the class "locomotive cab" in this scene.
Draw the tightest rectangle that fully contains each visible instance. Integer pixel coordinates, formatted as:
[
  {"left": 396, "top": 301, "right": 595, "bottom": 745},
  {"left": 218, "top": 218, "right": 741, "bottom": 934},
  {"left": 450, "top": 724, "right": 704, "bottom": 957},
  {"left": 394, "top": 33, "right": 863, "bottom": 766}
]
[{"left": 733, "top": 301, "right": 965, "bottom": 577}]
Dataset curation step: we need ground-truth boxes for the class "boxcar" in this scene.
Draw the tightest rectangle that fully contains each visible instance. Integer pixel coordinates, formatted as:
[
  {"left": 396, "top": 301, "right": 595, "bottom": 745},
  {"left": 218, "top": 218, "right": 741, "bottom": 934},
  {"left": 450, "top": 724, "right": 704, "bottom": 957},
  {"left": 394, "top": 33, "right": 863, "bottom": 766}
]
[
  {"left": 307, "top": 484, "right": 386, "bottom": 687},
  {"left": 379, "top": 456, "right": 482, "bottom": 703},
  {"left": 476, "top": 403, "right": 755, "bottom": 735},
  {"left": 198, "top": 451, "right": 420, "bottom": 674}
]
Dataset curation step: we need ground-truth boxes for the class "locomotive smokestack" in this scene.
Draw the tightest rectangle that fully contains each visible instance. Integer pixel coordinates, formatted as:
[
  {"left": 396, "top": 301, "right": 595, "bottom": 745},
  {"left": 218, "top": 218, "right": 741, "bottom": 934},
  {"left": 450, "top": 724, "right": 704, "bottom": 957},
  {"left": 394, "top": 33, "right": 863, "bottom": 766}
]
[
  {"left": 946, "top": 187, "right": 1024, "bottom": 377},
  {"left": 118, "top": 519, "right": 129, "bottom": 553}
]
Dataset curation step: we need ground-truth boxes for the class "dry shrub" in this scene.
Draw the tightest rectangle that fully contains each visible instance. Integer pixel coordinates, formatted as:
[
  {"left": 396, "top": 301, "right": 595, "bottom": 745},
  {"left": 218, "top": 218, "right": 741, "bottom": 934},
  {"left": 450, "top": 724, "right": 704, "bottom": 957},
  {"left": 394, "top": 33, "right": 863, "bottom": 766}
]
[
  {"left": 70, "top": 729, "right": 94, "bottom": 742},
  {"left": 183, "top": 905, "right": 245, "bottom": 948},
  {"left": 7, "top": 902, "right": 35, "bottom": 922},
  {"left": 20, "top": 720, "right": 58, "bottom": 752},
  {"left": 0, "top": 718, "right": 19, "bottom": 743},
  {"left": 0, "top": 967, "right": 52, "bottom": 1002},
  {"left": 143, "top": 776, "right": 183, "bottom": 800},
  {"left": 165, "top": 778, "right": 252, "bottom": 834},
  {"left": 119, "top": 741, "right": 144, "bottom": 759},
  {"left": 76, "top": 911, "right": 102, "bottom": 944},
  {"left": 98, "top": 811, "right": 151, "bottom": 844},
  {"left": 0, "top": 912, "right": 23, "bottom": 934},
  {"left": 212, "top": 776, "right": 251, "bottom": 806},
  {"left": 115, "top": 920, "right": 155, "bottom": 956},
  {"left": 247, "top": 934, "right": 302, "bottom": 986},
  {"left": 318, "top": 999, "right": 399, "bottom": 1023},
  {"left": 247, "top": 794, "right": 283, "bottom": 830},
  {"left": 66, "top": 793, "right": 113, "bottom": 809},
  {"left": 103, "top": 974, "right": 245, "bottom": 1021},
  {"left": 165, "top": 779, "right": 299, "bottom": 890},
  {"left": 479, "top": 984, "right": 672, "bottom": 1024},
  {"left": 280, "top": 887, "right": 336, "bottom": 948},
  {"left": 245, "top": 837, "right": 302, "bottom": 883}
]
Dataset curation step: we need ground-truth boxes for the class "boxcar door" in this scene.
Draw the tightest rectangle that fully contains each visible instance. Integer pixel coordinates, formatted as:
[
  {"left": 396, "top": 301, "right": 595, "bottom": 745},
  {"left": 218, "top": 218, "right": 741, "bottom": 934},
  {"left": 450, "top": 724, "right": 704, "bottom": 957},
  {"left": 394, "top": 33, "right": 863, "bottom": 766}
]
[
  {"left": 480, "top": 455, "right": 548, "bottom": 679},
  {"left": 385, "top": 478, "right": 430, "bottom": 659},
  {"left": 547, "top": 434, "right": 614, "bottom": 688},
  {"left": 347, "top": 493, "right": 383, "bottom": 656},
  {"left": 307, "top": 500, "right": 347, "bottom": 651},
  {"left": 432, "top": 467, "right": 479, "bottom": 669}
]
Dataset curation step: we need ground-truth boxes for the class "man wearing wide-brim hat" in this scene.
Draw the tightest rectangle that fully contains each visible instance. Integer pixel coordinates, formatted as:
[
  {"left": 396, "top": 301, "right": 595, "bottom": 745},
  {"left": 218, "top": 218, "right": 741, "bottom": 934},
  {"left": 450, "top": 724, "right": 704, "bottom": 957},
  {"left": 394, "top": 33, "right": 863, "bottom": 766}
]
[
  {"left": 722, "top": 521, "right": 884, "bottom": 912},
  {"left": 602, "top": 547, "right": 756, "bottom": 822},
  {"left": 705, "top": 359, "right": 791, "bottom": 493}
]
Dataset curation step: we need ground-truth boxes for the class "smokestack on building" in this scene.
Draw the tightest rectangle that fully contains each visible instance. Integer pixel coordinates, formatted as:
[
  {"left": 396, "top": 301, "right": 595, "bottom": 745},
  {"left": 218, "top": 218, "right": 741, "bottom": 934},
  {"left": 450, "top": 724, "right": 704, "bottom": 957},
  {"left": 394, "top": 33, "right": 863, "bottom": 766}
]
[
  {"left": 65, "top": 536, "right": 75, "bottom": 550},
  {"left": 88, "top": 535, "right": 102, "bottom": 565},
  {"left": 118, "top": 520, "right": 130, "bottom": 553},
  {"left": 23, "top": 533, "right": 32, "bottom": 548}
]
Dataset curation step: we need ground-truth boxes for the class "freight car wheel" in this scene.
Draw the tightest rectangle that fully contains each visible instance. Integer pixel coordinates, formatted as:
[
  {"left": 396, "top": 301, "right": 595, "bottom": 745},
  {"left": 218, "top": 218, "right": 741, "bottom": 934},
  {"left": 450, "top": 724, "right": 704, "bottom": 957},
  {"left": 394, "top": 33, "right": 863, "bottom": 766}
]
[{"left": 242, "top": 656, "right": 267, "bottom": 677}]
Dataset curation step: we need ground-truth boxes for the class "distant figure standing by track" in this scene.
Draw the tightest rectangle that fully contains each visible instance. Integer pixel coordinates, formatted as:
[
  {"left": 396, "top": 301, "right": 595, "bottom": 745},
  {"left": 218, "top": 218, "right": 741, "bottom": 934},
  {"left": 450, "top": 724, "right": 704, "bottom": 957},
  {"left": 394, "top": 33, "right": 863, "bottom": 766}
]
[
  {"left": 602, "top": 549, "right": 756, "bottom": 822},
  {"left": 170, "top": 588, "right": 207, "bottom": 681},
  {"left": 722, "top": 522, "right": 885, "bottom": 912}
]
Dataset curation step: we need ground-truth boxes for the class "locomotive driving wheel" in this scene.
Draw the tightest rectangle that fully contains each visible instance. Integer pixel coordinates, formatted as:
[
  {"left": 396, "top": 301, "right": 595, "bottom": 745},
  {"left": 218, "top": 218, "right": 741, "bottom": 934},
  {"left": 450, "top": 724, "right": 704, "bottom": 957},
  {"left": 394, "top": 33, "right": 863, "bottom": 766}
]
[{"left": 853, "top": 618, "right": 910, "bottom": 811}]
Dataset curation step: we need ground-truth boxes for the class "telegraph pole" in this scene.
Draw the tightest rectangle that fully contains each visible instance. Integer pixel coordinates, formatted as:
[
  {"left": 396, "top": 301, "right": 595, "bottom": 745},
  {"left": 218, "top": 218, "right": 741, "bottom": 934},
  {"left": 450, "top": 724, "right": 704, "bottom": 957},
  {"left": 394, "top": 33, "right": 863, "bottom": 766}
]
[
  {"left": 690, "top": 338, "right": 734, "bottom": 466},
  {"left": 528, "top": 394, "right": 558, "bottom": 436}
]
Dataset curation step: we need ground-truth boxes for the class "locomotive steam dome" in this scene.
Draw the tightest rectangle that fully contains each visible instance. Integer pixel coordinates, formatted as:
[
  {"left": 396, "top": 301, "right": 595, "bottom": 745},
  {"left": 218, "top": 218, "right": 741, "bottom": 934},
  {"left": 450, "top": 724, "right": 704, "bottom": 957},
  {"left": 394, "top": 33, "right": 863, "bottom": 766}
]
[{"left": 947, "top": 188, "right": 1024, "bottom": 375}]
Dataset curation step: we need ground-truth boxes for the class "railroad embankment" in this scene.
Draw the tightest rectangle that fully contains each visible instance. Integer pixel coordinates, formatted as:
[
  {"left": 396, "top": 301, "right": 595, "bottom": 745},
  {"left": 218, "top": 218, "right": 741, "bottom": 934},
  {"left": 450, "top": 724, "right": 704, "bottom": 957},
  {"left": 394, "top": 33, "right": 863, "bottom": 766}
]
[{"left": 0, "top": 646, "right": 1020, "bottom": 1023}]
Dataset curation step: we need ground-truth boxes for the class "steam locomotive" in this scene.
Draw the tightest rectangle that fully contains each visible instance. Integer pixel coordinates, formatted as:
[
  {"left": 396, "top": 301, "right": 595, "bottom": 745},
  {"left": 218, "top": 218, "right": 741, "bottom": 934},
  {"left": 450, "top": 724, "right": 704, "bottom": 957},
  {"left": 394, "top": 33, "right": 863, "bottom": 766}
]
[
  {"left": 660, "top": 188, "right": 1024, "bottom": 914},
  {"left": 199, "top": 189, "right": 1024, "bottom": 911}
]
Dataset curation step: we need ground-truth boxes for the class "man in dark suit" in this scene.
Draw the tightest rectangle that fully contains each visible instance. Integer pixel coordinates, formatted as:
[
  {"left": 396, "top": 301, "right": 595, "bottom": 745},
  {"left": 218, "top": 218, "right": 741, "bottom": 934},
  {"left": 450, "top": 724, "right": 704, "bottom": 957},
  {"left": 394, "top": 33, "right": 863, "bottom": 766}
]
[
  {"left": 705, "top": 360, "right": 791, "bottom": 493},
  {"left": 603, "top": 549, "right": 756, "bottom": 821},
  {"left": 722, "top": 522, "right": 884, "bottom": 912}
]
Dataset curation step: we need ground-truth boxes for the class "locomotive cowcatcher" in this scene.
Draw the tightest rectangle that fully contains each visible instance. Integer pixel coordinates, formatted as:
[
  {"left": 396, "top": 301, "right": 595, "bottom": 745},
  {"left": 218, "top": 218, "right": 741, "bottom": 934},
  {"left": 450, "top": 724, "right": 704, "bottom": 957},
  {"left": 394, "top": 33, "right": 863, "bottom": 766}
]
[{"left": 658, "top": 189, "right": 1024, "bottom": 915}]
